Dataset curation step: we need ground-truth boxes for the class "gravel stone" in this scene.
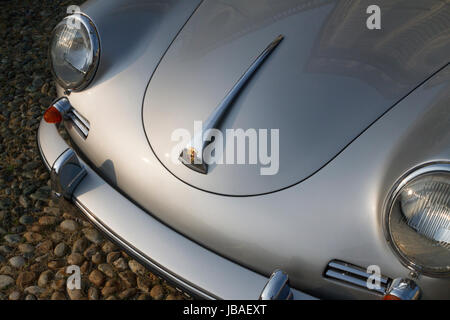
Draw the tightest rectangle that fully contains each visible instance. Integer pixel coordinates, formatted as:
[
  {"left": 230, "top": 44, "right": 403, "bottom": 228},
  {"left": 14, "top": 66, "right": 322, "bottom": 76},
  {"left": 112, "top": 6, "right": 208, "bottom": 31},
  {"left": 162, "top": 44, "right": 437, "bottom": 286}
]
[
  {"left": 19, "top": 215, "right": 34, "bottom": 225},
  {"left": 80, "top": 261, "right": 91, "bottom": 274},
  {"left": 9, "top": 291, "right": 21, "bottom": 300},
  {"left": 166, "top": 294, "right": 182, "bottom": 300},
  {"left": 88, "top": 287, "right": 99, "bottom": 300},
  {"left": 105, "top": 278, "right": 118, "bottom": 288},
  {"left": 129, "top": 260, "right": 145, "bottom": 275},
  {"left": 0, "top": 266, "right": 15, "bottom": 276},
  {"left": 47, "top": 260, "right": 64, "bottom": 270},
  {"left": 88, "top": 270, "right": 104, "bottom": 287},
  {"left": 30, "top": 188, "right": 50, "bottom": 202},
  {"left": 4, "top": 234, "right": 22, "bottom": 244},
  {"left": 51, "top": 279, "right": 66, "bottom": 291},
  {"left": 19, "top": 196, "right": 31, "bottom": 208},
  {"left": 101, "top": 286, "right": 117, "bottom": 297},
  {"left": 91, "top": 252, "right": 103, "bottom": 264},
  {"left": 16, "top": 271, "right": 36, "bottom": 288},
  {"left": 137, "top": 293, "right": 151, "bottom": 300},
  {"left": 83, "top": 228, "right": 103, "bottom": 244},
  {"left": 50, "top": 232, "right": 64, "bottom": 242},
  {"left": 18, "top": 243, "right": 34, "bottom": 254},
  {"left": 36, "top": 240, "right": 53, "bottom": 254},
  {"left": 11, "top": 225, "right": 25, "bottom": 234},
  {"left": 113, "top": 257, "right": 128, "bottom": 271},
  {"left": 38, "top": 216, "right": 57, "bottom": 226},
  {"left": 102, "top": 241, "right": 117, "bottom": 254},
  {"left": 53, "top": 242, "right": 67, "bottom": 257},
  {"left": 67, "top": 253, "right": 84, "bottom": 266},
  {"left": 35, "top": 254, "right": 49, "bottom": 263},
  {"left": 98, "top": 264, "right": 115, "bottom": 278},
  {"left": 118, "top": 288, "right": 137, "bottom": 299},
  {"left": 106, "top": 251, "right": 121, "bottom": 264},
  {"left": 137, "top": 276, "right": 151, "bottom": 292},
  {"left": 119, "top": 271, "right": 136, "bottom": 288},
  {"left": 0, "top": 275, "right": 14, "bottom": 290},
  {"left": 72, "top": 237, "right": 88, "bottom": 253},
  {"left": 38, "top": 270, "right": 53, "bottom": 287},
  {"left": 83, "top": 244, "right": 97, "bottom": 259},
  {"left": 150, "top": 285, "right": 165, "bottom": 300},
  {"left": 43, "top": 207, "right": 60, "bottom": 216},
  {"left": 60, "top": 219, "right": 78, "bottom": 232},
  {"left": 67, "top": 289, "right": 84, "bottom": 300},
  {"left": 0, "top": 245, "right": 13, "bottom": 255},
  {"left": 51, "top": 291, "right": 66, "bottom": 300},
  {"left": 9, "top": 256, "right": 26, "bottom": 268},
  {"left": 0, "top": 199, "right": 12, "bottom": 210},
  {"left": 24, "top": 286, "right": 44, "bottom": 296},
  {"left": 23, "top": 232, "right": 43, "bottom": 243}
]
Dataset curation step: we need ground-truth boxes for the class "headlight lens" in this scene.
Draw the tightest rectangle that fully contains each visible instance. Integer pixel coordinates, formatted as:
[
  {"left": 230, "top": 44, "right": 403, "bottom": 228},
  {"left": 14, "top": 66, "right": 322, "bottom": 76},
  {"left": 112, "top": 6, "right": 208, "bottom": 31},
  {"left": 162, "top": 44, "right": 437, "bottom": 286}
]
[
  {"left": 50, "top": 14, "right": 100, "bottom": 91},
  {"left": 385, "top": 164, "right": 450, "bottom": 277}
]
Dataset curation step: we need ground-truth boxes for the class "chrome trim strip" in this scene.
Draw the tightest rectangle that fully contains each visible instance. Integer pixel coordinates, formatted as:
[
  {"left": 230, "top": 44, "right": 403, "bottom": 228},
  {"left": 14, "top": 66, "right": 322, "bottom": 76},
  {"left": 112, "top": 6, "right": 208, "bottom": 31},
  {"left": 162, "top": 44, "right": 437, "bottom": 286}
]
[
  {"left": 180, "top": 35, "right": 284, "bottom": 174},
  {"left": 324, "top": 260, "right": 391, "bottom": 295},
  {"left": 325, "top": 270, "right": 381, "bottom": 292}
]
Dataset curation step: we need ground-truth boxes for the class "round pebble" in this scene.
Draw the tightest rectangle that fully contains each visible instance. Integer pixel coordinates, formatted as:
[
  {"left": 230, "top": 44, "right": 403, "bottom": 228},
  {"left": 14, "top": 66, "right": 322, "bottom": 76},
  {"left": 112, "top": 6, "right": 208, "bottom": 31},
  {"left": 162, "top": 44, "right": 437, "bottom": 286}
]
[
  {"left": 60, "top": 219, "right": 78, "bottom": 232},
  {"left": 9, "top": 256, "right": 26, "bottom": 268}
]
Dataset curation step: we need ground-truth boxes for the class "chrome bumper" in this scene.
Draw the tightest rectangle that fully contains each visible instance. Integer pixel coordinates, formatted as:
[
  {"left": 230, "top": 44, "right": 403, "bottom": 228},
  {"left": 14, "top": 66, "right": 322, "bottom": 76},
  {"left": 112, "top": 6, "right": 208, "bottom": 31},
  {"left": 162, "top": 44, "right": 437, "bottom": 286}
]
[{"left": 37, "top": 118, "right": 315, "bottom": 300}]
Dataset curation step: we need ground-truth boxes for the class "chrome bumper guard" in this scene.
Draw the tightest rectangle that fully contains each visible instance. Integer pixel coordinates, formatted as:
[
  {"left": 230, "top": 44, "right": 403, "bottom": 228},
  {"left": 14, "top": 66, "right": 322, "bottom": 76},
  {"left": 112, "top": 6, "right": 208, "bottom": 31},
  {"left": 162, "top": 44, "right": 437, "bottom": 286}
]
[
  {"left": 51, "top": 149, "right": 87, "bottom": 200},
  {"left": 259, "top": 270, "right": 294, "bottom": 300}
]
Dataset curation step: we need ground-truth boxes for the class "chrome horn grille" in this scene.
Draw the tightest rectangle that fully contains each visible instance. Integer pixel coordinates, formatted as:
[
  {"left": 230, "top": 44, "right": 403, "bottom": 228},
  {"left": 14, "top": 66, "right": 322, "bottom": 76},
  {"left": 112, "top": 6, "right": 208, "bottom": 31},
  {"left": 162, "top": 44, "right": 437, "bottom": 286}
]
[{"left": 324, "top": 260, "right": 391, "bottom": 295}]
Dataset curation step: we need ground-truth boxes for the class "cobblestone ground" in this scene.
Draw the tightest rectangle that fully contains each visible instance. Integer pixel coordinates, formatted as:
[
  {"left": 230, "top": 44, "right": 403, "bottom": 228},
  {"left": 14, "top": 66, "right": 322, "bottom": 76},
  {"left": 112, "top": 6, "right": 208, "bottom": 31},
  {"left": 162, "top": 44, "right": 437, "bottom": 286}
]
[{"left": 0, "top": 0, "right": 187, "bottom": 300}]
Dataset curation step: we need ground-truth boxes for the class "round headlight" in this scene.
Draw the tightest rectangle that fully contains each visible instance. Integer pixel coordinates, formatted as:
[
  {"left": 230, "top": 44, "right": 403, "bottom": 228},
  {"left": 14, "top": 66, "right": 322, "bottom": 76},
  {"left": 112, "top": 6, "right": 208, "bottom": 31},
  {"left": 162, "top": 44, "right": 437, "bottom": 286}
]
[
  {"left": 50, "top": 14, "right": 100, "bottom": 91},
  {"left": 385, "top": 163, "right": 450, "bottom": 277}
]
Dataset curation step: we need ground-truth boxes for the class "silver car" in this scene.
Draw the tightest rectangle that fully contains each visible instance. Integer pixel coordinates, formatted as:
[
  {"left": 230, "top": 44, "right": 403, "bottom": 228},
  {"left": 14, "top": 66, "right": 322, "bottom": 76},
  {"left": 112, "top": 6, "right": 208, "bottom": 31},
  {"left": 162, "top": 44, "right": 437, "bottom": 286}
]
[{"left": 37, "top": 0, "right": 450, "bottom": 300}]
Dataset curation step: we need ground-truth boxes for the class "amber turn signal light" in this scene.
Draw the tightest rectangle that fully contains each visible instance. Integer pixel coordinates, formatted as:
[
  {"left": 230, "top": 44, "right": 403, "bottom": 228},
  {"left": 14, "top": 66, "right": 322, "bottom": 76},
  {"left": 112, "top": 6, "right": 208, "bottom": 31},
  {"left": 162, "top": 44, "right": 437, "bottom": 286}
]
[
  {"left": 44, "top": 106, "right": 63, "bottom": 124},
  {"left": 383, "top": 278, "right": 421, "bottom": 300},
  {"left": 43, "top": 97, "right": 71, "bottom": 124}
]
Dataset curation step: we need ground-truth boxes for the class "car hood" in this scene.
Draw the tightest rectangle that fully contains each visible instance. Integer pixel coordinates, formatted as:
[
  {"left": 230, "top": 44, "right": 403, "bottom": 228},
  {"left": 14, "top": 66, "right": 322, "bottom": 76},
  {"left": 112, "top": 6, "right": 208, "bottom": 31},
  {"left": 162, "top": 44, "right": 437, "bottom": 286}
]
[{"left": 143, "top": 0, "right": 450, "bottom": 196}]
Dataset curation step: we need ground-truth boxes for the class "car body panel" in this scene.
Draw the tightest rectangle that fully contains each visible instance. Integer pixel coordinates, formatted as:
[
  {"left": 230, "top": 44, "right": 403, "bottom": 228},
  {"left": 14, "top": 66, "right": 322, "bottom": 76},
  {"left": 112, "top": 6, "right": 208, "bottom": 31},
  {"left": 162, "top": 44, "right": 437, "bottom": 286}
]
[
  {"left": 38, "top": 118, "right": 316, "bottom": 300},
  {"left": 143, "top": 0, "right": 450, "bottom": 195},
  {"left": 54, "top": 0, "right": 450, "bottom": 298}
]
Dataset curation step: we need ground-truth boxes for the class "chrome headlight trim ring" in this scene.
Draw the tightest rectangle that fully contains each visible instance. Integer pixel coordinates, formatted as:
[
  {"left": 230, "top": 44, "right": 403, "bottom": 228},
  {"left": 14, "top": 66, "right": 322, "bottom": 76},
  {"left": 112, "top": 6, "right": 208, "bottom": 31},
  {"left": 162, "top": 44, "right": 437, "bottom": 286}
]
[
  {"left": 49, "top": 13, "right": 100, "bottom": 92},
  {"left": 384, "top": 162, "right": 450, "bottom": 278}
]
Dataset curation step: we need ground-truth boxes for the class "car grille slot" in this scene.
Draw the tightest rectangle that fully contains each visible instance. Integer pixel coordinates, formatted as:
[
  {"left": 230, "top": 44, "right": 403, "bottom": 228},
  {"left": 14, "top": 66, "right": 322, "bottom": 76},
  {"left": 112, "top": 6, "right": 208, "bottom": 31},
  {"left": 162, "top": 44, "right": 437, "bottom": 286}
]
[
  {"left": 67, "top": 108, "right": 90, "bottom": 139},
  {"left": 324, "top": 260, "right": 391, "bottom": 295}
]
